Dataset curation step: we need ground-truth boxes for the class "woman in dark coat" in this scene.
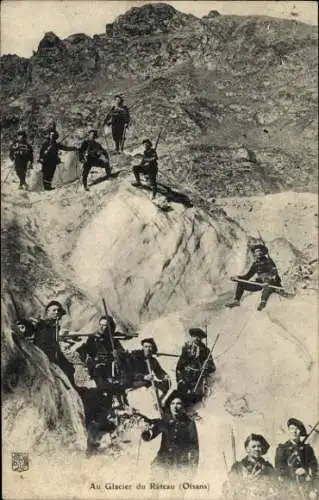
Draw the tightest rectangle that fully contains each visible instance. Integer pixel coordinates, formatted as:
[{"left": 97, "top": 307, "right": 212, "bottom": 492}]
[{"left": 141, "top": 397, "right": 199, "bottom": 477}]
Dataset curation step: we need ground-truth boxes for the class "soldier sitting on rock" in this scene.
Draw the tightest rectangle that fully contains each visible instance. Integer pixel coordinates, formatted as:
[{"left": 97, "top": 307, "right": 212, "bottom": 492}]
[
  {"left": 226, "top": 434, "right": 277, "bottom": 500},
  {"left": 176, "top": 328, "right": 216, "bottom": 406},
  {"left": 9, "top": 130, "right": 34, "bottom": 190},
  {"left": 132, "top": 139, "right": 158, "bottom": 198},
  {"left": 227, "top": 243, "right": 282, "bottom": 311},
  {"left": 129, "top": 338, "right": 170, "bottom": 403},
  {"left": 78, "top": 129, "right": 111, "bottom": 191}
]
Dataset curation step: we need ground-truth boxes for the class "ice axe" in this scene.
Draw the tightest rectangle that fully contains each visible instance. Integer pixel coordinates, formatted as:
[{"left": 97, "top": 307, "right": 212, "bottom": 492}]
[{"left": 193, "top": 333, "right": 220, "bottom": 394}]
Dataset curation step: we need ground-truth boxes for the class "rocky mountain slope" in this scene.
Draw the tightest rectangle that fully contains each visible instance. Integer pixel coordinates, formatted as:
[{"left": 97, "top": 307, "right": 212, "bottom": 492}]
[{"left": 1, "top": 3, "right": 318, "bottom": 197}]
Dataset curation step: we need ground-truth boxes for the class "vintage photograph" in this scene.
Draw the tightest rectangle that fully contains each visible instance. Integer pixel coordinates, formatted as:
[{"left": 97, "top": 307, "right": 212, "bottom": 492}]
[{"left": 1, "top": 1, "right": 318, "bottom": 499}]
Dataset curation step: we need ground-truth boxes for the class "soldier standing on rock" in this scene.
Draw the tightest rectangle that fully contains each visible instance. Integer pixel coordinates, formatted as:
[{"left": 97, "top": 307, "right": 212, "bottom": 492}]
[
  {"left": 33, "top": 301, "right": 75, "bottom": 386},
  {"left": 103, "top": 95, "right": 130, "bottom": 153},
  {"left": 9, "top": 130, "right": 34, "bottom": 190},
  {"left": 39, "top": 130, "right": 77, "bottom": 190},
  {"left": 132, "top": 139, "right": 158, "bottom": 198},
  {"left": 226, "top": 243, "right": 282, "bottom": 311},
  {"left": 78, "top": 129, "right": 111, "bottom": 191},
  {"left": 275, "top": 418, "right": 318, "bottom": 500},
  {"left": 176, "top": 328, "right": 216, "bottom": 406},
  {"left": 141, "top": 396, "right": 199, "bottom": 478}
]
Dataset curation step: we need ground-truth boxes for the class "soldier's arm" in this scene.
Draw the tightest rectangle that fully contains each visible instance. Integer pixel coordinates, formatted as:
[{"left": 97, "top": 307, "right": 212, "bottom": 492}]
[
  {"left": 239, "top": 262, "right": 257, "bottom": 280},
  {"left": 103, "top": 108, "right": 113, "bottom": 126},
  {"left": 39, "top": 141, "right": 48, "bottom": 161},
  {"left": 153, "top": 358, "right": 168, "bottom": 380},
  {"left": 307, "top": 445, "right": 318, "bottom": 477},
  {"left": 9, "top": 144, "right": 15, "bottom": 161},
  {"left": 28, "top": 144, "right": 34, "bottom": 164},
  {"left": 123, "top": 106, "right": 130, "bottom": 126},
  {"left": 78, "top": 141, "right": 87, "bottom": 162},
  {"left": 187, "top": 421, "right": 200, "bottom": 466}
]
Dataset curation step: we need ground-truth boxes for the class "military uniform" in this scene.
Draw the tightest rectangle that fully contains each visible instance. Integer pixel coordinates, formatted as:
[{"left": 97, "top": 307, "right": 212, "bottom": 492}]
[
  {"left": 104, "top": 104, "right": 130, "bottom": 152},
  {"left": 9, "top": 137, "right": 33, "bottom": 188},
  {"left": 229, "top": 457, "right": 277, "bottom": 499},
  {"left": 39, "top": 135, "right": 77, "bottom": 190},
  {"left": 133, "top": 145, "right": 158, "bottom": 198},
  {"left": 142, "top": 412, "right": 199, "bottom": 473},
  {"left": 176, "top": 329, "right": 216, "bottom": 404},
  {"left": 79, "top": 332, "right": 132, "bottom": 394},
  {"left": 78, "top": 136, "right": 111, "bottom": 190},
  {"left": 130, "top": 348, "right": 169, "bottom": 396},
  {"left": 33, "top": 318, "right": 75, "bottom": 385}
]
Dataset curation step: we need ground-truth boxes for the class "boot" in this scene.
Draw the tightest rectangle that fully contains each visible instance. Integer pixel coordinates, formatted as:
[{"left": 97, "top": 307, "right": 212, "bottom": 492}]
[
  {"left": 226, "top": 299, "right": 240, "bottom": 308},
  {"left": 257, "top": 301, "right": 266, "bottom": 311}
]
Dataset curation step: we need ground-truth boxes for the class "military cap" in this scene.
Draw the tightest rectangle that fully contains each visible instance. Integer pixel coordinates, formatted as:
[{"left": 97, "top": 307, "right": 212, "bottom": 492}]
[
  {"left": 250, "top": 243, "right": 268, "bottom": 254},
  {"left": 189, "top": 328, "right": 207, "bottom": 339},
  {"left": 114, "top": 94, "right": 123, "bottom": 102},
  {"left": 88, "top": 128, "right": 98, "bottom": 139},
  {"left": 48, "top": 130, "right": 59, "bottom": 140},
  {"left": 244, "top": 433, "right": 270, "bottom": 455},
  {"left": 45, "top": 300, "right": 66, "bottom": 317},
  {"left": 287, "top": 418, "right": 307, "bottom": 436},
  {"left": 141, "top": 337, "right": 158, "bottom": 354},
  {"left": 142, "top": 139, "right": 152, "bottom": 147},
  {"left": 99, "top": 315, "right": 116, "bottom": 333}
]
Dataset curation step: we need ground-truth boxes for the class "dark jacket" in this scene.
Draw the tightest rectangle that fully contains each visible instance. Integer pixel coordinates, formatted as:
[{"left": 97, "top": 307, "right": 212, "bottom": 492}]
[
  {"left": 229, "top": 457, "right": 276, "bottom": 500},
  {"left": 78, "top": 139, "right": 108, "bottom": 163},
  {"left": 78, "top": 333, "right": 124, "bottom": 365},
  {"left": 33, "top": 318, "right": 60, "bottom": 362},
  {"left": 240, "top": 256, "right": 281, "bottom": 284},
  {"left": 142, "top": 412, "right": 199, "bottom": 470},
  {"left": 275, "top": 440, "right": 318, "bottom": 482},
  {"left": 10, "top": 141, "right": 33, "bottom": 166},
  {"left": 39, "top": 139, "right": 75, "bottom": 165},
  {"left": 104, "top": 105, "right": 130, "bottom": 128},
  {"left": 176, "top": 340, "right": 216, "bottom": 382},
  {"left": 130, "top": 349, "right": 167, "bottom": 383},
  {"left": 231, "top": 456, "right": 275, "bottom": 480},
  {"left": 141, "top": 148, "right": 158, "bottom": 170}
]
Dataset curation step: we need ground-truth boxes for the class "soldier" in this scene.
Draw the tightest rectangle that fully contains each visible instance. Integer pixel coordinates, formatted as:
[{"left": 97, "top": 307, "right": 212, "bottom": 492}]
[
  {"left": 227, "top": 243, "right": 282, "bottom": 311},
  {"left": 228, "top": 434, "right": 277, "bottom": 499},
  {"left": 132, "top": 139, "right": 158, "bottom": 198},
  {"left": 78, "top": 129, "right": 111, "bottom": 191},
  {"left": 141, "top": 396, "right": 199, "bottom": 477},
  {"left": 275, "top": 418, "right": 318, "bottom": 499},
  {"left": 176, "top": 328, "right": 216, "bottom": 405},
  {"left": 9, "top": 130, "right": 33, "bottom": 189},
  {"left": 103, "top": 95, "right": 130, "bottom": 153},
  {"left": 77, "top": 316, "right": 132, "bottom": 405},
  {"left": 130, "top": 338, "right": 170, "bottom": 402},
  {"left": 39, "top": 130, "right": 77, "bottom": 190},
  {"left": 33, "top": 301, "right": 75, "bottom": 386}
]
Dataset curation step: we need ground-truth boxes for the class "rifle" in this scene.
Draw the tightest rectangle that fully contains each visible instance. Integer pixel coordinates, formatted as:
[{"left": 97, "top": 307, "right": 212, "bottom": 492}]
[
  {"left": 154, "top": 126, "right": 164, "bottom": 151},
  {"left": 231, "top": 277, "right": 287, "bottom": 293},
  {"left": 58, "top": 332, "right": 137, "bottom": 341},
  {"left": 156, "top": 352, "right": 179, "bottom": 358},
  {"left": 193, "top": 333, "right": 220, "bottom": 394},
  {"left": 302, "top": 420, "right": 319, "bottom": 444},
  {"left": 231, "top": 427, "right": 237, "bottom": 465},
  {"left": 145, "top": 358, "right": 163, "bottom": 418}
]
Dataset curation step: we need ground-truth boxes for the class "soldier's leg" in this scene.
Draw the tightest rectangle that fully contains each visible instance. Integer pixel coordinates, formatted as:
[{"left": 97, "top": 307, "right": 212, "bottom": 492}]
[
  {"left": 258, "top": 283, "right": 275, "bottom": 310},
  {"left": 133, "top": 165, "right": 142, "bottom": 185},
  {"left": 112, "top": 126, "right": 121, "bottom": 153},
  {"left": 42, "top": 161, "right": 56, "bottom": 190},
  {"left": 15, "top": 163, "right": 27, "bottom": 188},
  {"left": 82, "top": 162, "right": 92, "bottom": 190},
  {"left": 95, "top": 158, "right": 111, "bottom": 178},
  {"left": 148, "top": 167, "right": 158, "bottom": 199}
]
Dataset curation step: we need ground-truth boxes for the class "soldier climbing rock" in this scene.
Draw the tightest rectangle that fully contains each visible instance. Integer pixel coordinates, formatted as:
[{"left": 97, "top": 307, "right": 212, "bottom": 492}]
[
  {"left": 227, "top": 434, "right": 277, "bottom": 500},
  {"left": 104, "top": 95, "right": 130, "bottom": 153},
  {"left": 9, "top": 130, "right": 33, "bottom": 190},
  {"left": 39, "top": 130, "right": 77, "bottom": 190},
  {"left": 33, "top": 301, "right": 75, "bottom": 386},
  {"left": 130, "top": 338, "right": 170, "bottom": 402},
  {"left": 132, "top": 139, "right": 158, "bottom": 198},
  {"left": 275, "top": 418, "right": 318, "bottom": 499},
  {"left": 141, "top": 396, "right": 199, "bottom": 478},
  {"left": 227, "top": 243, "right": 282, "bottom": 311},
  {"left": 78, "top": 129, "right": 111, "bottom": 191},
  {"left": 176, "top": 328, "right": 216, "bottom": 406}
]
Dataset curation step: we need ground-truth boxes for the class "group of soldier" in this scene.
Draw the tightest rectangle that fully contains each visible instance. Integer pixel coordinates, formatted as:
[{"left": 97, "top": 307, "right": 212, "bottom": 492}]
[
  {"left": 13, "top": 288, "right": 318, "bottom": 498},
  {"left": 8, "top": 95, "right": 159, "bottom": 196}
]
